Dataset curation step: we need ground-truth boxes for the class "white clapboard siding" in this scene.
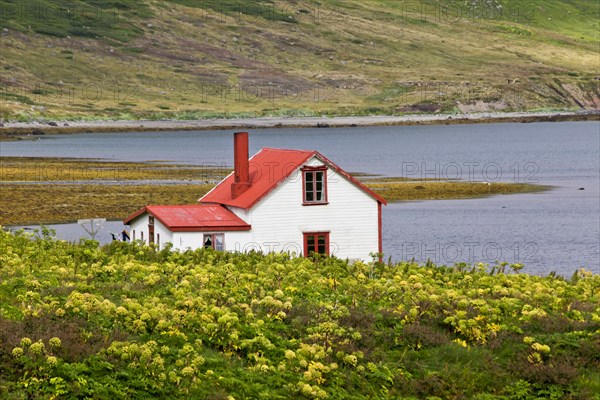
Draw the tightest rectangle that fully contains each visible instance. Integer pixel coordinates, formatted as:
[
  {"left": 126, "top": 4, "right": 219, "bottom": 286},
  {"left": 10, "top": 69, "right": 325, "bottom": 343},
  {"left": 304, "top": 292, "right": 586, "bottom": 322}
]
[
  {"left": 129, "top": 216, "right": 173, "bottom": 249},
  {"left": 230, "top": 156, "right": 379, "bottom": 260},
  {"left": 128, "top": 213, "right": 251, "bottom": 252},
  {"left": 173, "top": 231, "right": 251, "bottom": 252}
]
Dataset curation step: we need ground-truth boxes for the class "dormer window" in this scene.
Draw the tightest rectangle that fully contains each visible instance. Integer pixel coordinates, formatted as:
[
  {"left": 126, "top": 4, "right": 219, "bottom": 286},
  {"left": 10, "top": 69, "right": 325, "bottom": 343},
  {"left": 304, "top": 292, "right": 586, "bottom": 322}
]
[{"left": 302, "top": 166, "right": 328, "bottom": 205}]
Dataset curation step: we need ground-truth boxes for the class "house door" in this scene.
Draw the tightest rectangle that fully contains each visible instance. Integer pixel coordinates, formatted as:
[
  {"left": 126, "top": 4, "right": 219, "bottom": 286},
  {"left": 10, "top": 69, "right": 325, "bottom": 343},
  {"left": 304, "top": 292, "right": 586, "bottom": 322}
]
[
  {"left": 303, "top": 232, "right": 330, "bottom": 256},
  {"left": 148, "top": 216, "right": 155, "bottom": 244}
]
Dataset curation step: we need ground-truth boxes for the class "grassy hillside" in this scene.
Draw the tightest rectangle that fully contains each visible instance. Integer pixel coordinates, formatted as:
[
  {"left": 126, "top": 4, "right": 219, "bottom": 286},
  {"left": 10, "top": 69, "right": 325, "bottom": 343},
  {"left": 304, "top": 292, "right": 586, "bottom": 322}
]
[
  {"left": 1, "top": 229, "right": 599, "bottom": 399},
  {"left": 0, "top": 0, "right": 599, "bottom": 121}
]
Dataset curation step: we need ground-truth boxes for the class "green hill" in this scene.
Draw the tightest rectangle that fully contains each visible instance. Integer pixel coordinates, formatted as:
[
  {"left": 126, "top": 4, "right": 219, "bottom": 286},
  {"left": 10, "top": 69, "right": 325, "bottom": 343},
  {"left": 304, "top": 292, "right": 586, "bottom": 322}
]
[{"left": 0, "top": 0, "right": 598, "bottom": 121}]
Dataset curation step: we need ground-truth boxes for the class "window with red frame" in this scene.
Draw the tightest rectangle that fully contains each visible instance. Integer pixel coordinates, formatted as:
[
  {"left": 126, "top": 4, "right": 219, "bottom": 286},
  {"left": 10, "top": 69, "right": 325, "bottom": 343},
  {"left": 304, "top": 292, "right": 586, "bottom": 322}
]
[
  {"left": 303, "top": 232, "right": 329, "bottom": 256},
  {"left": 302, "top": 166, "right": 327, "bottom": 204},
  {"left": 204, "top": 233, "right": 224, "bottom": 251}
]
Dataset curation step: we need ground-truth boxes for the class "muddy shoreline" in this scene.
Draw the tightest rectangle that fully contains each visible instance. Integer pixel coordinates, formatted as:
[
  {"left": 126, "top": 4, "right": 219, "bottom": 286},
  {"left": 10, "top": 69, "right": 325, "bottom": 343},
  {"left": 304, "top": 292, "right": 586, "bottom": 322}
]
[{"left": 1, "top": 110, "right": 598, "bottom": 139}]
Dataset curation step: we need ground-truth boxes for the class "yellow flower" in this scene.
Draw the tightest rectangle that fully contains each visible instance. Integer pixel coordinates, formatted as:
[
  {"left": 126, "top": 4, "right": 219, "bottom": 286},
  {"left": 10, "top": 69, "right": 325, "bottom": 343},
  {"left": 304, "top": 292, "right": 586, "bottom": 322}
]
[
  {"left": 276, "top": 311, "right": 287, "bottom": 320},
  {"left": 343, "top": 354, "right": 358, "bottom": 367},
  {"left": 532, "top": 343, "right": 550, "bottom": 353},
  {"left": 527, "top": 352, "right": 543, "bottom": 364},
  {"left": 181, "top": 366, "right": 194, "bottom": 376},
  {"left": 523, "top": 336, "right": 535, "bottom": 344},
  {"left": 30, "top": 341, "right": 45, "bottom": 355},
  {"left": 192, "top": 356, "right": 205, "bottom": 367},
  {"left": 12, "top": 347, "right": 24, "bottom": 357},
  {"left": 153, "top": 355, "right": 165, "bottom": 368},
  {"left": 300, "top": 384, "right": 313, "bottom": 396},
  {"left": 181, "top": 344, "right": 194, "bottom": 356}
]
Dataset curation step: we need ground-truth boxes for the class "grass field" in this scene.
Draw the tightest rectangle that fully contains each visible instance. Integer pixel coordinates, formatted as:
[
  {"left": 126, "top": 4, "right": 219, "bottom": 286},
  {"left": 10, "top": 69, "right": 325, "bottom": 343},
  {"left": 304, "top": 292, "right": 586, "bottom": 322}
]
[{"left": 1, "top": 0, "right": 598, "bottom": 122}]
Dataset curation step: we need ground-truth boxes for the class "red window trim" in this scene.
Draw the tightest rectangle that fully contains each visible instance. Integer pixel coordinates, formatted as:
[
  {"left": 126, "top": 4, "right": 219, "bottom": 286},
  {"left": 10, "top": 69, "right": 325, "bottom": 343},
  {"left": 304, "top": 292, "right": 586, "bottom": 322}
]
[
  {"left": 301, "top": 165, "right": 328, "bottom": 205},
  {"left": 203, "top": 233, "right": 225, "bottom": 251},
  {"left": 378, "top": 201, "right": 383, "bottom": 262},
  {"left": 303, "top": 231, "right": 330, "bottom": 257}
]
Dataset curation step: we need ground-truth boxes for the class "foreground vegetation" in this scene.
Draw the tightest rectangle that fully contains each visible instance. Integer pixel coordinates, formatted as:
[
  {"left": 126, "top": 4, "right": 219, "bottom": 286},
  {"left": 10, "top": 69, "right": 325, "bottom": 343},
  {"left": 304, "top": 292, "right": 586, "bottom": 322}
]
[
  {"left": 0, "top": 157, "right": 548, "bottom": 225},
  {"left": 0, "top": 228, "right": 599, "bottom": 399},
  {"left": 1, "top": 0, "right": 598, "bottom": 121}
]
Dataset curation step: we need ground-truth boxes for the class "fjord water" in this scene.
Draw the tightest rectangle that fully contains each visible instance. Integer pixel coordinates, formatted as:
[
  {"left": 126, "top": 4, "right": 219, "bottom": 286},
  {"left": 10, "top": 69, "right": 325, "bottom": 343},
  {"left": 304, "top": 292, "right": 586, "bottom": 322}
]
[{"left": 2, "top": 121, "right": 599, "bottom": 275}]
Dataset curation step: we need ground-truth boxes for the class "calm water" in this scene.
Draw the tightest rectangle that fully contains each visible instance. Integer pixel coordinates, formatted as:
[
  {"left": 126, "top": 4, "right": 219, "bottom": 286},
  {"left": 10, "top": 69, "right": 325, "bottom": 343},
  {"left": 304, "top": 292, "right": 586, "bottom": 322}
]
[{"left": 2, "top": 121, "right": 599, "bottom": 275}]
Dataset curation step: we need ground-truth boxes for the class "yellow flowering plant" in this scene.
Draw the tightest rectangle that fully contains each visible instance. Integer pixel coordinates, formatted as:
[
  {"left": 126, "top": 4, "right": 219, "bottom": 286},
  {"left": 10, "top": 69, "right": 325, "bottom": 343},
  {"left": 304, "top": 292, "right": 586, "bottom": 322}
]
[{"left": 0, "top": 228, "right": 599, "bottom": 399}]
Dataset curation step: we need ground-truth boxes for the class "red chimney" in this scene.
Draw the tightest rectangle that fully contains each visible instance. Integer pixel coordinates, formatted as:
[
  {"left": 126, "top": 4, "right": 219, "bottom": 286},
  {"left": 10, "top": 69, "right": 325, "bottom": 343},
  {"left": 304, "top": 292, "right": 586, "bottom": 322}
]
[{"left": 231, "top": 132, "right": 251, "bottom": 198}]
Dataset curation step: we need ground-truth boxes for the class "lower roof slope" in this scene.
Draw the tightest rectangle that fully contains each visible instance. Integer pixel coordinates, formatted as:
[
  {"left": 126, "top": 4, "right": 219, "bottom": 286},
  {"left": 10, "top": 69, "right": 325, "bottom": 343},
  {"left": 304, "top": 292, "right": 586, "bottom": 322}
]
[{"left": 123, "top": 204, "right": 251, "bottom": 231}]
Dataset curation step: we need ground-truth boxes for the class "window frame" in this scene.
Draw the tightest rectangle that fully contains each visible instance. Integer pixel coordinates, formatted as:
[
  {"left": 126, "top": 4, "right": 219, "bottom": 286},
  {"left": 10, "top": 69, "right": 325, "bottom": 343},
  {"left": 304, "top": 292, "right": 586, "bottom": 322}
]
[
  {"left": 303, "top": 232, "right": 330, "bottom": 257},
  {"left": 301, "top": 165, "right": 328, "bottom": 206},
  {"left": 147, "top": 216, "right": 156, "bottom": 244},
  {"left": 203, "top": 233, "right": 225, "bottom": 251}
]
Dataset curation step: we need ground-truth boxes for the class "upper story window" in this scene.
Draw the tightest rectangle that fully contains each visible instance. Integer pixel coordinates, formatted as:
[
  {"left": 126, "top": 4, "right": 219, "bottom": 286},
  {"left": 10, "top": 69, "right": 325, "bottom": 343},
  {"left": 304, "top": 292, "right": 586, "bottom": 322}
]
[{"left": 302, "top": 166, "right": 328, "bottom": 205}]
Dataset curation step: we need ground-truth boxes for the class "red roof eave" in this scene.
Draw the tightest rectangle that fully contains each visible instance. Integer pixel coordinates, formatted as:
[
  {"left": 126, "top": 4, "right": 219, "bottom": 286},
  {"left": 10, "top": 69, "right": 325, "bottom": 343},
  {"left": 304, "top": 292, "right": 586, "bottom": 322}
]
[
  {"left": 198, "top": 148, "right": 315, "bottom": 209},
  {"left": 123, "top": 206, "right": 150, "bottom": 225},
  {"left": 123, "top": 205, "right": 251, "bottom": 231},
  {"left": 168, "top": 225, "right": 250, "bottom": 232},
  {"left": 314, "top": 151, "right": 388, "bottom": 205},
  {"left": 198, "top": 148, "right": 387, "bottom": 209},
  {"left": 239, "top": 151, "right": 315, "bottom": 210}
]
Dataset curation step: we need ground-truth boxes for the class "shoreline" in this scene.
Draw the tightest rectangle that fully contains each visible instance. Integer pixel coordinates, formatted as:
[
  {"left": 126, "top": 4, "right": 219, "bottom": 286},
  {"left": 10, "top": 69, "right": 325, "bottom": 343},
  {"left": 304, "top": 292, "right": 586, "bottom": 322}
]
[
  {"left": 1, "top": 181, "right": 548, "bottom": 226},
  {"left": 0, "top": 157, "right": 549, "bottom": 226},
  {"left": 1, "top": 110, "right": 598, "bottom": 137}
]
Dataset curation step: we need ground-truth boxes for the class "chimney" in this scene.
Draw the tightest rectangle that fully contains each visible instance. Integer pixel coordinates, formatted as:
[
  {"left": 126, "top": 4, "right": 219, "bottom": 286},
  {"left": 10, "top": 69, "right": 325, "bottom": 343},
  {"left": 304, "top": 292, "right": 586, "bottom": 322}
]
[{"left": 231, "top": 132, "right": 251, "bottom": 198}]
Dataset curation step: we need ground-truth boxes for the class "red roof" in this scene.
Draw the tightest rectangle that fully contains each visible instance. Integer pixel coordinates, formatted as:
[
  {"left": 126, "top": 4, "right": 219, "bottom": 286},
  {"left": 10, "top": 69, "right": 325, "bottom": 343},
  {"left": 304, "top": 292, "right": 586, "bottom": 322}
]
[
  {"left": 123, "top": 204, "right": 251, "bottom": 231},
  {"left": 199, "top": 148, "right": 387, "bottom": 209}
]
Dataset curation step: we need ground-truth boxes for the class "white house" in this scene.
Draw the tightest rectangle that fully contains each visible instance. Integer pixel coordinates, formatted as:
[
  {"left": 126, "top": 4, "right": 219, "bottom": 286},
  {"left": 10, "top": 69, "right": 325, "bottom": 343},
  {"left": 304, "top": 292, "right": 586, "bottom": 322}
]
[{"left": 124, "top": 132, "right": 386, "bottom": 260}]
